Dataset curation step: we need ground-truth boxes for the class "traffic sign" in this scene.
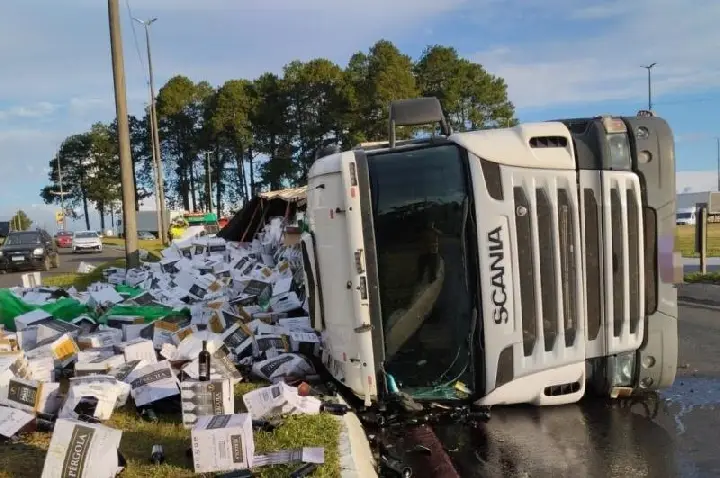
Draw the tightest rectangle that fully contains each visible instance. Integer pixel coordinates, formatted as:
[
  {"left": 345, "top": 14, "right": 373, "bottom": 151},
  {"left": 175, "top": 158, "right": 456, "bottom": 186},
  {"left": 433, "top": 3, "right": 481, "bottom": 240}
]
[{"left": 55, "top": 210, "right": 64, "bottom": 222}]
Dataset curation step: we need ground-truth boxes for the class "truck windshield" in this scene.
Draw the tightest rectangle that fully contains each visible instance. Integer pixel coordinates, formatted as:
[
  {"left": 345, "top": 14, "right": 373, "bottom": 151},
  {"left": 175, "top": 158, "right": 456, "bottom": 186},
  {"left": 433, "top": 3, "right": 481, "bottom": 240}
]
[{"left": 368, "top": 143, "right": 475, "bottom": 400}]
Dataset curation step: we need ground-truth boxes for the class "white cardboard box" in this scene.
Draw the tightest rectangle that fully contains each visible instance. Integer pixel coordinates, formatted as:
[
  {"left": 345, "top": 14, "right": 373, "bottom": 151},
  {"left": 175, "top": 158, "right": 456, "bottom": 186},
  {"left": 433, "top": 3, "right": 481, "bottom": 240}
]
[
  {"left": 180, "top": 379, "right": 234, "bottom": 429},
  {"left": 191, "top": 413, "right": 254, "bottom": 473},
  {"left": 0, "top": 405, "right": 35, "bottom": 437},
  {"left": 40, "top": 418, "right": 122, "bottom": 478}
]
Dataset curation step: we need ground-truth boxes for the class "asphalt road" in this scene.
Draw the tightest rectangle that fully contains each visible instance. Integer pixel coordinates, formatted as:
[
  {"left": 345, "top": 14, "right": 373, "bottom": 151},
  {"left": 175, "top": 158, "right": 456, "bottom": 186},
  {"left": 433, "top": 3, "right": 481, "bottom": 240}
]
[
  {"left": 683, "top": 257, "right": 720, "bottom": 274},
  {"left": 398, "top": 301, "right": 720, "bottom": 478},
  {"left": 0, "top": 247, "right": 122, "bottom": 289}
]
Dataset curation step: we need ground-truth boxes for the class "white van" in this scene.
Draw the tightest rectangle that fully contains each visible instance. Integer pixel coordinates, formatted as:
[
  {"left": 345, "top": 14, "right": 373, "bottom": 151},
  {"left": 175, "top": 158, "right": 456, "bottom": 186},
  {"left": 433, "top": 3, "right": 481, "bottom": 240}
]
[{"left": 676, "top": 207, "right": 697, "bottom": 225}]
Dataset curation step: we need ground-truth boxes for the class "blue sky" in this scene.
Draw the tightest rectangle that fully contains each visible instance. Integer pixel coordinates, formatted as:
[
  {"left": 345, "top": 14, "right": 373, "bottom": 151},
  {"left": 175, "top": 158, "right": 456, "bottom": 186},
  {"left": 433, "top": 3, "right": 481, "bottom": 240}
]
[{"left": 1, "top": 0, "right": 719, "bottom": 232}]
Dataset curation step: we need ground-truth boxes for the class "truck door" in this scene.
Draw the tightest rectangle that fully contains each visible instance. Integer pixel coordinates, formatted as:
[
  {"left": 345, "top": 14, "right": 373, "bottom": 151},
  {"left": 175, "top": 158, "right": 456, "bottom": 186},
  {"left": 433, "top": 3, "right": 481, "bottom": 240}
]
[
  {"left": 454, "top": 125, "right": 587, "bottom": 406},
  {"left": 561, "top": 116, "right": 647, "bottom": 392}
]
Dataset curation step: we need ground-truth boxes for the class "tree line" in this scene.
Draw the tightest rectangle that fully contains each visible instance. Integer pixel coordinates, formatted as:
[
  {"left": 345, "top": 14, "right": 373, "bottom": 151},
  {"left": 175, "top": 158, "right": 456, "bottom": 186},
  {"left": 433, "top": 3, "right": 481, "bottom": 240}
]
[{"left": 41, "top": 40, "right": 516, "bottom": 230}]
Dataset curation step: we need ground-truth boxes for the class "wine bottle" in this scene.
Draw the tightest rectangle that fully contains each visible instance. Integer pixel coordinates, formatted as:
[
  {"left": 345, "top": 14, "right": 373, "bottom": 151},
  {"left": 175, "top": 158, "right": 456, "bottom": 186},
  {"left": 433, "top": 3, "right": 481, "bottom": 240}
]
[{"left": 198, "top": 340, "right": 211, "bottom": 381}]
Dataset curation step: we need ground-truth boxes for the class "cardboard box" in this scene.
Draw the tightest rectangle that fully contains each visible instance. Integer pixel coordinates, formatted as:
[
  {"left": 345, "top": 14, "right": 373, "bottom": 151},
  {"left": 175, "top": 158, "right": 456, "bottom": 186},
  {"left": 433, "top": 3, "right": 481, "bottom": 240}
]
[
  {"left": 0, "top": 405, "right": 35, "bottom": 437},
  {"left": 26, "top": 333, "right": 79, "bottom": 368},
  {"left": 40, "top": 419, "right": 123, "bottom": 478},
  {"left": 152, "top": 314, "right": 191, "bottom": 350},
  {"left": 14, "top": 310, "right": 53, "bottom": 331},
  {"left": 181, "top": 379, "right": 234, "bottom": 429},
  {"left": 191, "top": 413, "right": 254, "bottom": 473},
  {"left": 78, "top": 329, "right": 123, "bottom": 350},
  {"left": 114, "top": 338, "right": 157, "bottom": 363},
  {"left": 0, "top": 377, "right": 61, "bottom": 414},
  {"left": 126, "top": 361, "right": 179, "bottom": 407}
]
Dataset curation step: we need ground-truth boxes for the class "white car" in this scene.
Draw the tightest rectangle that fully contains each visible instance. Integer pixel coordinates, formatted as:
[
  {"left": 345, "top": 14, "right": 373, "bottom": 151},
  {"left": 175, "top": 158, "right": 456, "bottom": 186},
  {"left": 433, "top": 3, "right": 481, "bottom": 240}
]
[{"left": 72, "top": 230, "right": 103, "bottom": 253}]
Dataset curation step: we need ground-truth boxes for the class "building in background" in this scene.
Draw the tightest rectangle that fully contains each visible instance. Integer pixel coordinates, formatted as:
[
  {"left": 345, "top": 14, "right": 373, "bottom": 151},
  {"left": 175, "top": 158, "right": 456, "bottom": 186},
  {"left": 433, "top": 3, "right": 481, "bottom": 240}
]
[{"left": 676, "top": 191, "right": 720, "bottom": 223}]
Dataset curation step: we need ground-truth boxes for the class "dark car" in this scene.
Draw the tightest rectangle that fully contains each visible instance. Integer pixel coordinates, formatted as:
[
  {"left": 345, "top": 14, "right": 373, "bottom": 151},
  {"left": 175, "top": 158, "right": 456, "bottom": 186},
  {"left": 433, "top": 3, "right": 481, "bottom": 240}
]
[
  {"left": 0, "top": 230, "right": 60, "bottom": 272},
  {"left": 54, "top": 231, "right": 73, "bottom": 248}
]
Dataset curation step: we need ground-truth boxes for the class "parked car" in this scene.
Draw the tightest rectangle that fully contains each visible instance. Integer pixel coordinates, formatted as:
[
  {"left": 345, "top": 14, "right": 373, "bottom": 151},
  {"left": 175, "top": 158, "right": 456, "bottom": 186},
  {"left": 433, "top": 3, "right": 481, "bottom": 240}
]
[
  {"left": 72, "top": 230, "right": 103, "bottom": 253},
  {"left": 0, "top": 229, "right": 60, "bottom": 272},
  {"left": 137, "top": 231, "right": 157, "bottom": 240},
  {"left": 54, "top": 231, "right": 73, "bottom": 248}
]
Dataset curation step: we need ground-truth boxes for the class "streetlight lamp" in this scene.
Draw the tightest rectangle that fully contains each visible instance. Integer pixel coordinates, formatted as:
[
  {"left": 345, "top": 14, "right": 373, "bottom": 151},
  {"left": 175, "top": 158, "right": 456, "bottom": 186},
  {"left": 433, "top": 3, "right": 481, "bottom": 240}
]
[
  {"left": 641, "top": 63, "right": 657, "bottom": 111},
  {"left": 133, "top": 16, "right": 168, "bottom": 245}
]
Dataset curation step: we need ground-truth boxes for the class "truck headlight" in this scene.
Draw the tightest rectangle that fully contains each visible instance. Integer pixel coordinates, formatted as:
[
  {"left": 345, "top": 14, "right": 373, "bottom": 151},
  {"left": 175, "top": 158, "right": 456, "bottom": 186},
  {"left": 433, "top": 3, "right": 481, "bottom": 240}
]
[
  {"left": 611, "top": 351, "right": 636, "bottom": 387},
  {"left": 33, "top": 247, "right": 44, "bottom": 255}
]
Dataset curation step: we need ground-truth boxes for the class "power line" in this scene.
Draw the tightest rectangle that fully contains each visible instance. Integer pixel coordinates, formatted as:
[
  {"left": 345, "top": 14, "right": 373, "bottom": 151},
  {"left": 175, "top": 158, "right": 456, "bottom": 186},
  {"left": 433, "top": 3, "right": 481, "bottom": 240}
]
[{"left": 125, "top": 0, "right": 149, "bottom": 85}]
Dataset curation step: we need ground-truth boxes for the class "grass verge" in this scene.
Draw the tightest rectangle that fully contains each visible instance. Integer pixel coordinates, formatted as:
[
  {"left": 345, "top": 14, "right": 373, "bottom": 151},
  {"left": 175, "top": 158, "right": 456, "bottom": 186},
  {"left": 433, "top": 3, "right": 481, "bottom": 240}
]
[
  {"left": 675, "top": 224, "right": 720, "bottom": 257},
  {"left": 684, "top": 271, "right": 720, "bottom": 284},
  {"left": 0, "top": 383, "right": 341, "bottom": 478},
  {"left": 43, "top": 258, "right": 127, "bottom": 290},
  {"left": 103, "top": 238, "right": 165, "bottom": 260},
  {"left": 5, "top": 258, "right": 342, "bottom": 477}
]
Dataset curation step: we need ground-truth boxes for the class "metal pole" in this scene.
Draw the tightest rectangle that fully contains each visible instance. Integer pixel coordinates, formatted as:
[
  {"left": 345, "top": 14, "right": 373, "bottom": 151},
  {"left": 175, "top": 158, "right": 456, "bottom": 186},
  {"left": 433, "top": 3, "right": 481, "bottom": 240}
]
[
  {"left": 144, "top": 20, "right": 168, "bottom": 245},
  {"left": 109, "top": 0, "right": 139, "bottom": 268},
  {"left": 57, "top": 153, "right": 66, "bottom": 230},
  {"left": 206, "top": 152, "right": 213, "bottom": 213},
  {"left": 146, "top": 95, "right": 162, "bottom": 238},
  {"left": 641, "top": 63, "right": 657, "bottom": 111}
]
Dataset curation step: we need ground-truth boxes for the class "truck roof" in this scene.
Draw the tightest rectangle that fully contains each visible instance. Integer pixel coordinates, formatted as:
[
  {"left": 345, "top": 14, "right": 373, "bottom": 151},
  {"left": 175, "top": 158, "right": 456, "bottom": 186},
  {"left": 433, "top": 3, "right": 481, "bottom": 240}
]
[{"left": 310, "top": 121, "right": 577, "bottom": 176}]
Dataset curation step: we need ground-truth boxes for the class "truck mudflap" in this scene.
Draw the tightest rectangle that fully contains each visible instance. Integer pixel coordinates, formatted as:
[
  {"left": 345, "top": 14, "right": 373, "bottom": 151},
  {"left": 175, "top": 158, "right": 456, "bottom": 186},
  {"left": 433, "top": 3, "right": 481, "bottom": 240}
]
[{"left": 470, "top": 159, "right": 587, "bottom": 406}]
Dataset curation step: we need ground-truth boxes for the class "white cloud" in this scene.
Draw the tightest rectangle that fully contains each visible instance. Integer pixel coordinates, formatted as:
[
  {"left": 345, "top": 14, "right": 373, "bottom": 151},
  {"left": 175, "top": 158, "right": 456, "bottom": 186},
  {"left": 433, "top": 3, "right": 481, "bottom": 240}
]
[
  {"left": 473, "top": 0, "right": 720, "bottom": 108},
  {"left": 0, "top": 102, "right": 56, "bottom": 121},
  {"left": 68, "top": 97, "right": 111, "bottom": 117}
]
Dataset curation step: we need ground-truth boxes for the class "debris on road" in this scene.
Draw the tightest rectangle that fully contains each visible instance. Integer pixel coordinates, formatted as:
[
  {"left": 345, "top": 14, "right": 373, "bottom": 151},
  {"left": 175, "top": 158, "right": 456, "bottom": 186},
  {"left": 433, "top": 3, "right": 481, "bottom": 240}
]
[{"left": 0, "top": 217, "right": 330, "bottom": 477}]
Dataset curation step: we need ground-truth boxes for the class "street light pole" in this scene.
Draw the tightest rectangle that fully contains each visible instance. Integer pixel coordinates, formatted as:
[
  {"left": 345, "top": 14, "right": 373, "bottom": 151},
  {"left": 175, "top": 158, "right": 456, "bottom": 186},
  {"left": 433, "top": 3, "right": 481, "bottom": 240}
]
[
  {"left": 57, "top": 153, "right": 67, "bottom": 231},
  {"left": 109, "top": 0, "right": 139, "bottom": 268},
  {"left": 641, "top": 63, "right": 657, "bottom": 111},
  {"left": 134, "top": 17, "right": 168, "bottom": 245},
  {"left": 205, "top": 151, "right": 213, "bottom": 213}
]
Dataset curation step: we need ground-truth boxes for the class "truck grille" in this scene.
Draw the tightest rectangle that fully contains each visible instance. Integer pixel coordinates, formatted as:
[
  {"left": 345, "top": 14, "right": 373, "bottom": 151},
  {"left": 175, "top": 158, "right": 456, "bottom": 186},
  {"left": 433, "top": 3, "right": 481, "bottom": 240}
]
[
  {"left": 513, "top": 182, "right": 579, "bottom": 358},
  {"left": 581, "top": 173, "right": 646, "bottom": 356}
]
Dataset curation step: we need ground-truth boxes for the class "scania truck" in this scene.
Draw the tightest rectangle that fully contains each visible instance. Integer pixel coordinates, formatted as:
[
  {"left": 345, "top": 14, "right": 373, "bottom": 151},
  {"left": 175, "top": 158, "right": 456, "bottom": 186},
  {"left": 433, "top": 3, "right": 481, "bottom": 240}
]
[{"left": 301, "top": 98, "right": 680, "bottom": 407}]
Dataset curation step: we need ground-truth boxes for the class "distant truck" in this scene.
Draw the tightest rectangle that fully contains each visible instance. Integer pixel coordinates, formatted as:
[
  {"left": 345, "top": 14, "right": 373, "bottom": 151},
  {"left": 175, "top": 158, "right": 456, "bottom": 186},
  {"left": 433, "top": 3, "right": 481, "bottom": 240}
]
[
  {"left": 116, "top": 210, "right": 183, "bottom": 238},
  {"left": 676, "top": 207, "right": 697, "bottom": 226}
]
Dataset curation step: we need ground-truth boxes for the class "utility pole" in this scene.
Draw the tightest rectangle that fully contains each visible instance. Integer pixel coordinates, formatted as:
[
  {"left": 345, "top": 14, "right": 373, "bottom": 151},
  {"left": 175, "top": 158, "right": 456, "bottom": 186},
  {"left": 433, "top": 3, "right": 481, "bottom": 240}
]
[
  {"left": 57, "top": 154, "right": 67, "bottom": 231},
  {"left": 641, "top": 63, "right": 657, "bottom": 111},
  {"left": 108, "top": 0, "right": 139, "bottom": 268},
  {"left": 206, "top": 151, "right": 213, "bottom": 213},
  {"left": 134, "top": 17, "right": 168, "bottom": 245},
  {"left": 49, "top": 150, "right": 71, "bottom": 230}
]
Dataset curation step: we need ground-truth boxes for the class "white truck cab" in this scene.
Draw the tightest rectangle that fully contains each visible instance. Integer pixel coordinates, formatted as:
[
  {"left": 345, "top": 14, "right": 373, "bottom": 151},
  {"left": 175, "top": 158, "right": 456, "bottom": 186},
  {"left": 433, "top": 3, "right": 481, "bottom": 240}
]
[{"left": 301, "top": 98, "right": 679, "bottom": 407}]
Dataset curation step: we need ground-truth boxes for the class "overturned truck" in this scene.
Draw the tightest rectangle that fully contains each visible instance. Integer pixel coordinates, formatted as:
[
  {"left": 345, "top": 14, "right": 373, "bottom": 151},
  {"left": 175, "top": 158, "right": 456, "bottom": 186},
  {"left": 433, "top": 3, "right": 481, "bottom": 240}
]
[{"left": 301, "top": 98, "right": 681, "bottom": 407}]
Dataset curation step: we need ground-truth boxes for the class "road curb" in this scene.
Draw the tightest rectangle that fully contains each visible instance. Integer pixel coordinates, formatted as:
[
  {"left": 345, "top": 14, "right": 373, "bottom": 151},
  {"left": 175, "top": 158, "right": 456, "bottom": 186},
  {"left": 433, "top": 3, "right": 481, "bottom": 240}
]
[{"left": 677, "top": 283, "right": 720, "bottom": 306}]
